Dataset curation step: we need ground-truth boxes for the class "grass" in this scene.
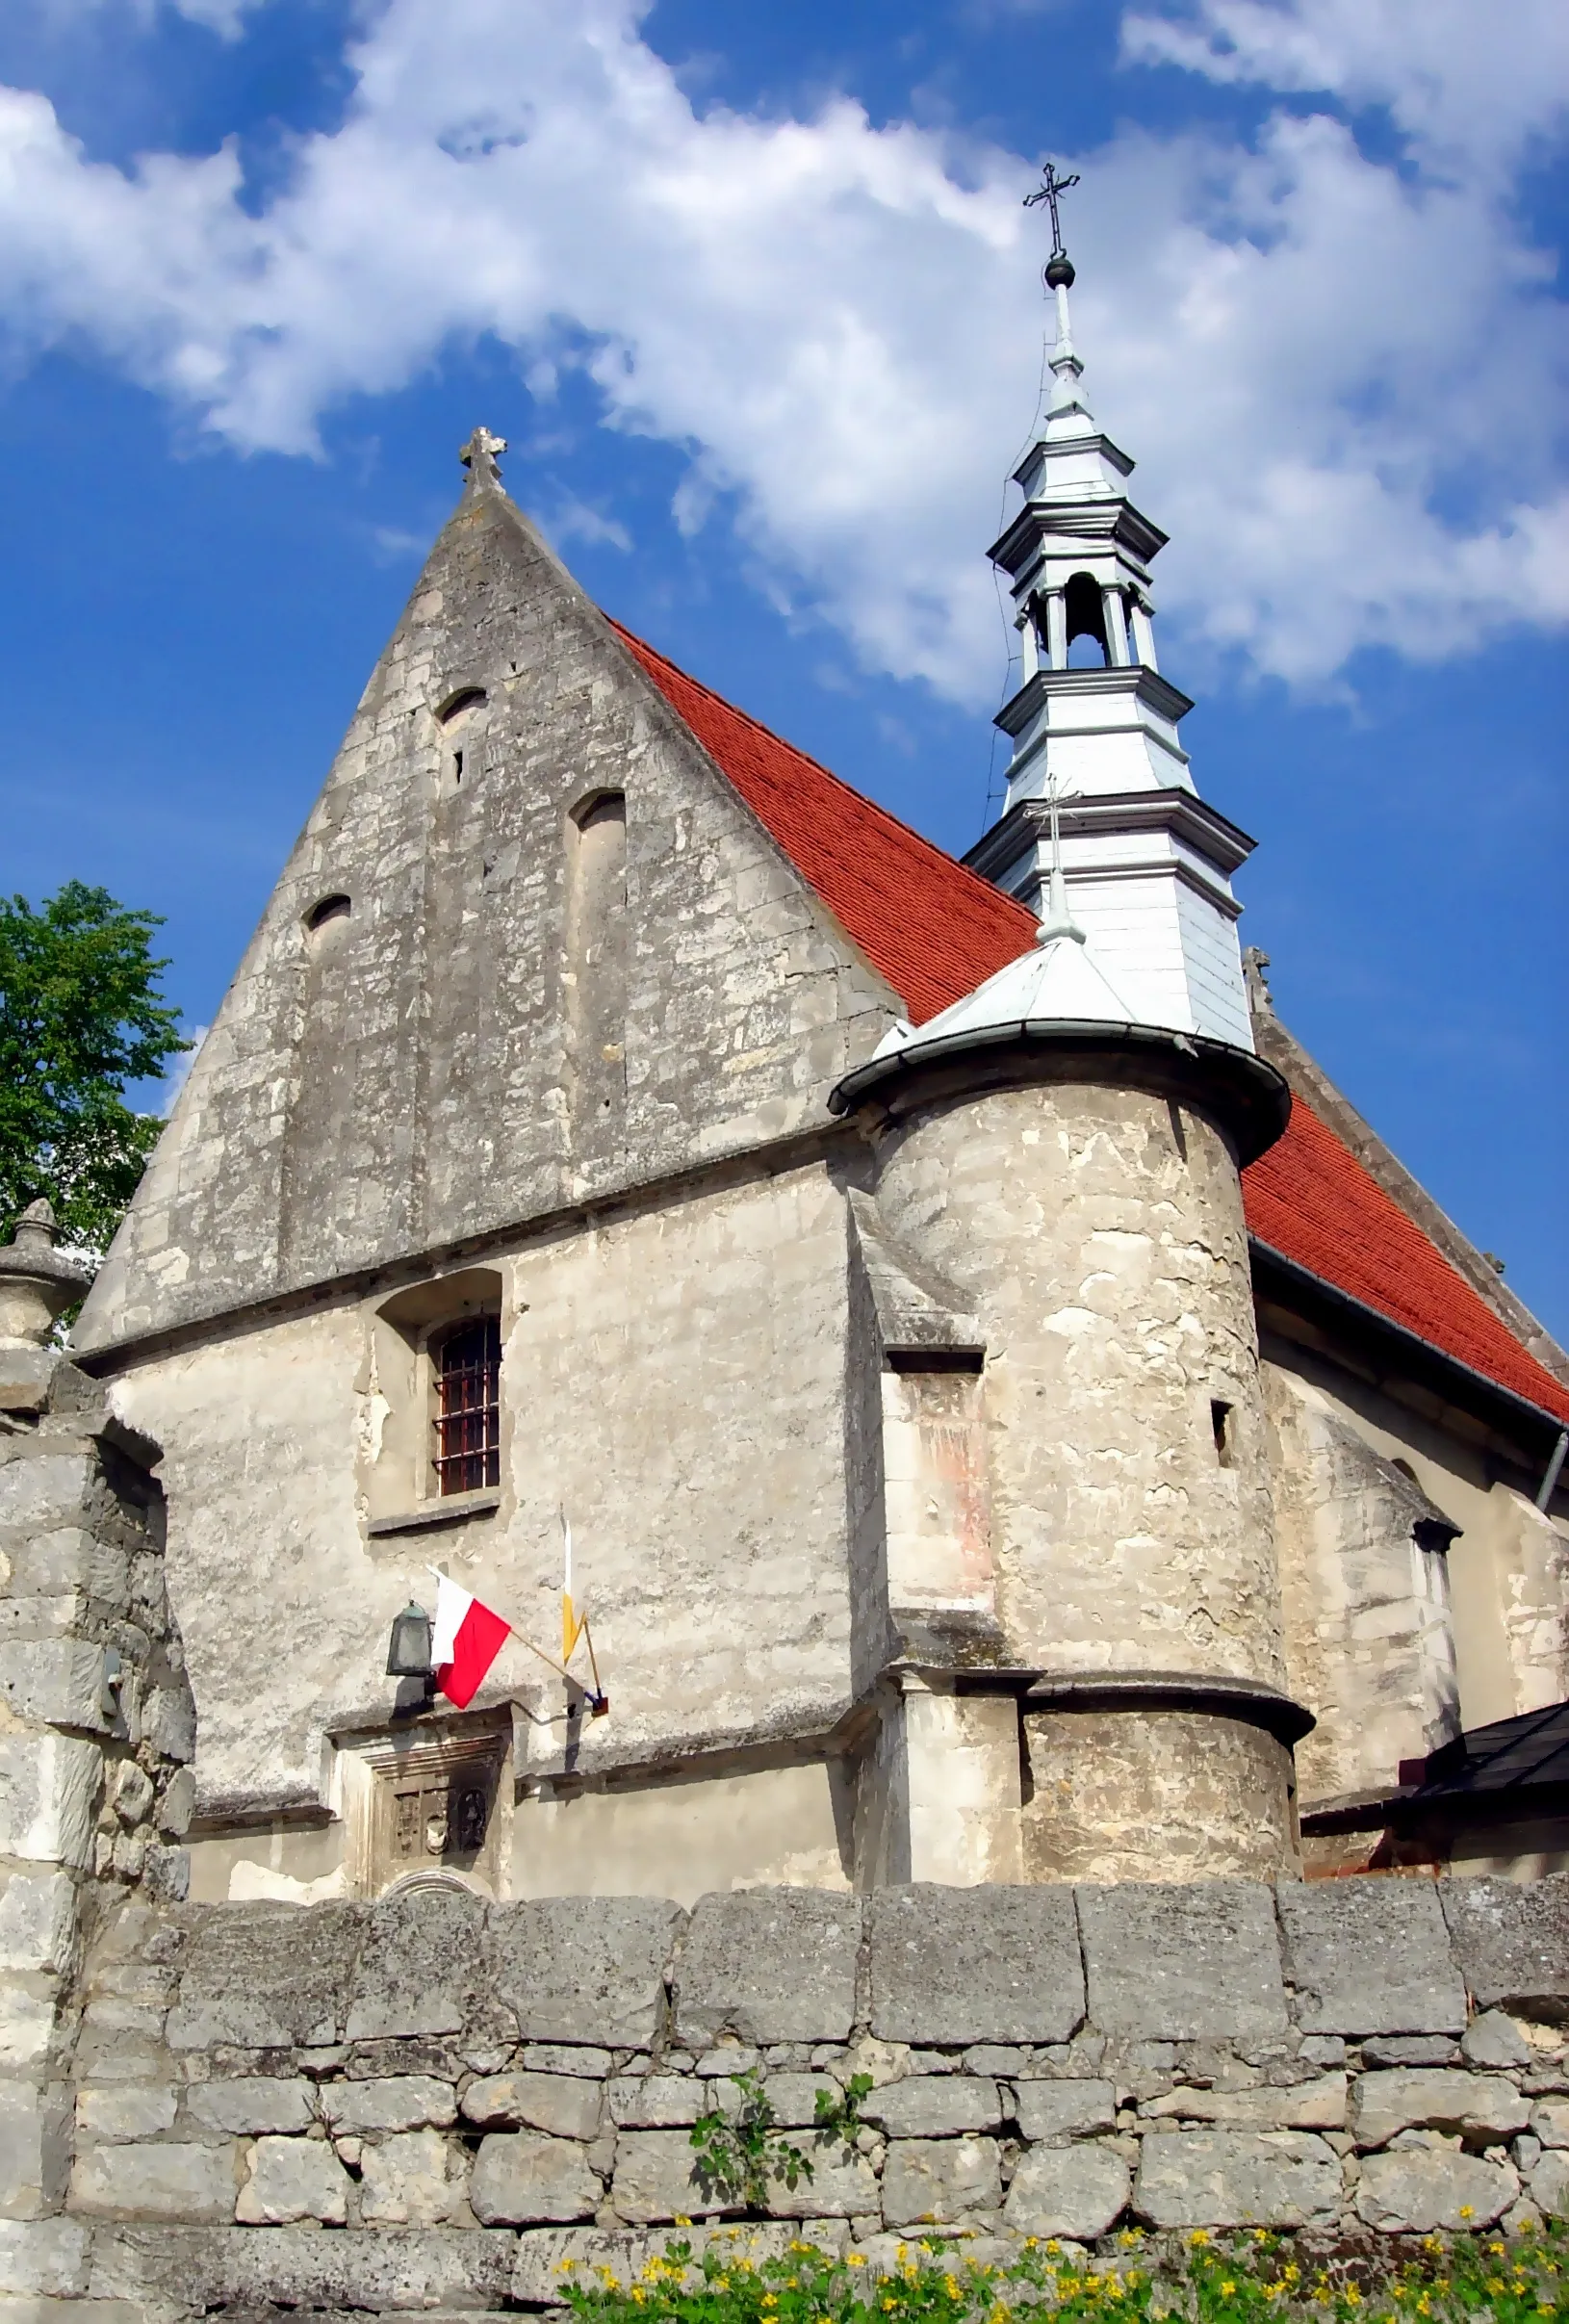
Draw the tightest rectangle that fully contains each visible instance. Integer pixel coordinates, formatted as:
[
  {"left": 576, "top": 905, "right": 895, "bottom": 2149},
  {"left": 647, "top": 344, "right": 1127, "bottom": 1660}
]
[{"left": 558, "top": 2222, "right": 1567, "bottom": 2324}]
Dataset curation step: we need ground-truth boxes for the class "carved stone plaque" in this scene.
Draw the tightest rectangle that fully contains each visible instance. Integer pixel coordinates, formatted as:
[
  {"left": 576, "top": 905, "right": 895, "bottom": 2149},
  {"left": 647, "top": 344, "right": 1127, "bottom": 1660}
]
[{"left": 365, "top": 1736, "right": 503, "bottom": 1895}]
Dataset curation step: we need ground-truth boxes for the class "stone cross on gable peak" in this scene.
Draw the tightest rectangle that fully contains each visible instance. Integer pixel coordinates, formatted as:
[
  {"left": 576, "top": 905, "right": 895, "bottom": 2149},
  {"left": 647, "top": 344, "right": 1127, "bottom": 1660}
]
[{"left": 460, "top": 426, "right": 507, "bottom": 491}]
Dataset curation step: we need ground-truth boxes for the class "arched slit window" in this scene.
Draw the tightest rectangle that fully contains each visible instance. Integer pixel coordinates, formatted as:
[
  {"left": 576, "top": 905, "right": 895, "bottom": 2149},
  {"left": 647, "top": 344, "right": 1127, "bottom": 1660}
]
[
  {"left": 305, "top": 892, "right": 351, "bottom": 935},
  {"left": 436, "top": 687, "right": 488, "bottom": 792},
  {"left": 433, "top": 1316, "right": 502, "bottom": 1495}
]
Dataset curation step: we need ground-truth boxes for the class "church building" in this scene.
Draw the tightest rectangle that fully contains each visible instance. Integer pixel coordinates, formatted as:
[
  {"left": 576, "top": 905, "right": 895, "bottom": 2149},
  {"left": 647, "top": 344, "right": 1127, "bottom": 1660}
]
[{"left": 62, "top": 234, "right": 1569, "bottom": 1907}]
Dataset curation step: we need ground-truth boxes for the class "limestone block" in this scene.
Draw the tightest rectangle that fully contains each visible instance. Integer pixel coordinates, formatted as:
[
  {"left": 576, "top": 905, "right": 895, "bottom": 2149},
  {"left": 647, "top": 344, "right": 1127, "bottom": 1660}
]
[
  {"left": 235, "top": 2133, "right": 349, "bottom": 2225},
  {"left": 764, "top": 2073, "right": 850, "bottom": 2128},
  {"left": 513, "top": 2224, "right": 803, "bottom": 2303},
  {"left": 88, "top": 2224, "right": 518, "bottom": 2310},
  {"left": 0, "top": 2217, "right": 90, "bottom": 2299},
  {"left": 166, "top": 1902, "right": 365, "bottom": 2049},
  {"left": 1442, "top": 1876, "right": 1569, "bottom": 2023},
  {"left": 346, "top": 1883, "right": 486, "bottom": 2041},
  {"left": 157, "top": 1768, "right": 194, "bottom": 1838},
  {"left": 461, "top": 2070, "right": 603, "bottom": 2139},
  {"left": 0, "top": 1732, "right": 100, "bottom": 1868},
  {"left": 762, "top": 2139, "right": 878, "bottom": 2220},
  {"left": 0, "top": 1638, "right": 110, "bottom": 1732},
  {"left": 1142, "top": 2077, "right": 1348, "bottom": 2131},
  {"left": 142, "top": 1686, "right": 195, "bottom": 1763},
  {"left": 610, "top": 2130, "right": 729, "bottom": 2223},
  {"left": 110, "top": 1762, "right": 153, "bottom": 1827},
  {"left": 68, "top": 2140, "right": 237, "bottom": 2223},
  {"left": 675, "top": 1890, "right": 861, "bottom": 2047},
  {"left": 1079, "top": 1883, "right": 1286, "bottom": 2042},
  {"left": 1463, "top": 2012, "right": 1534, "bottom": 2070},
  {"left": 75, "top": 2084, "right": 179, "bottom": 2142},
  {"left": 1134, "top": 2131, "right": 1342, "bottom": 2229},
  {"left": 1530, "top": 2151, "right": 1569, "bottom": 2218},
  {"left": 1355, "top": 2148, "right": 1518, "bottom": 2233},
  {"left": 491, "top": 1897, "right": 683, "bottom": 2049},
  {"left": 0, "top": 1453, "right": 95, "bottom": 1530},
  {"left": 1015, "top": 2080, "right": 1118, "bottom": 2141},
  {"left": 869, "top": 1884, "right": 1083, "bottom": 2046},
  {"left": 0, "top": 1869, "right": 77, "bottom": 1975},
  {"left": 320, "top": 2073, "right": 457, "bottom": 2133},
  {"left": 358, "top": 2128, "right": 465, "bottom": 2226},
  {"left": 1350, "top": 2069, "right": 1530, "bottom": 2150},
  {"left": 1279, "top": 1879, "right": 1466, "bottom": 2037},
  {"left": 1004, "top": 2143, "right": 1131, "bottom": 2239},
  {"left": 862, "top": 2077, "right": 1002, "bottom": 2137},
  {"left": 185, "top": 2077, "right": 316, "bottom": 2135},
  {"left": 881, "top": 2136, "right": 1002, "bottom": 2226},
  {"left": 0, "top": 2079, "right": 71, "bottom": 2219},
  {"left": 470, "top": 2130, "right": 601, "bottom": 2225},
  {"left": 0, "top": 1984, "right": 59, "bottom": 2068},
  {"left": 524, "top": 2043, "right": 613, "bottom": 2078},
  {"left": 1531, "top": 2100, "right": 1569, "bottom": 2148},
  {"left": 143, "top": 1840, "right": 190, "bottom": 1903},
  {"left": 607, "top": 2074, "right": 705, "bottom": 2129},
  {"left": 1363, "top": 2035, "right": 1458, "bottom": 2068},
  {"left": 0, "top": 1347, "right": 58, "bottom": 1417}
]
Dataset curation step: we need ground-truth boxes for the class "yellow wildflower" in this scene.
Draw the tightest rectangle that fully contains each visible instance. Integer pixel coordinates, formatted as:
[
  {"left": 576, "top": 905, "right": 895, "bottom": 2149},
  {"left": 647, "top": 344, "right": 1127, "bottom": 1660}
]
[{"left": 1459, "top": 2206, "right": 1475, "bottom": 2221}]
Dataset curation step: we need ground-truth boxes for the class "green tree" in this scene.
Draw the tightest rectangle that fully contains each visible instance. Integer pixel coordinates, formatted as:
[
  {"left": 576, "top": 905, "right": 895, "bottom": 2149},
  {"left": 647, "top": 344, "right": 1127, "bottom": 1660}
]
[{"left": 0, "top": 882, "right": 188, "bottom": 1253}]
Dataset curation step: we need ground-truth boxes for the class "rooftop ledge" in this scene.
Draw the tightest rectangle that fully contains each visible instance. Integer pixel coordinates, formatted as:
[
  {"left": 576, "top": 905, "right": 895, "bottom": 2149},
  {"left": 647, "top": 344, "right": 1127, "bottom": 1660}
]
[{"left": 829, "top": 1018, "right": 1291, "bottom": 1170}]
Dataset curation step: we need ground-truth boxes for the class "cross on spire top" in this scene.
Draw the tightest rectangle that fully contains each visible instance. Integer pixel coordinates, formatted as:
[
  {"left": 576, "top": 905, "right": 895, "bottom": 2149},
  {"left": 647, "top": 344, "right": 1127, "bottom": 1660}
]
[
  {"left": 1024, "top": 161, "right": 1080, "bottom": 287},
  {"left": 460, "top": 426, "right": 507, "bottom": 492}
]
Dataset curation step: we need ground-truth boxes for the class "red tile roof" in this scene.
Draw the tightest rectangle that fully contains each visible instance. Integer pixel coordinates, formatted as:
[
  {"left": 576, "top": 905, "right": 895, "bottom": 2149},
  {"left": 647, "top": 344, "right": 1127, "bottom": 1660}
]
[
  {"left": 615, "top": 620, "right": 1569, "bottom": 1428},
  {"left": 1244, "top": 1097, "right": 1569, "bottom": 1423},
  {"left": 612, "top": 624, "right": 1035, "bottom": 1024}
]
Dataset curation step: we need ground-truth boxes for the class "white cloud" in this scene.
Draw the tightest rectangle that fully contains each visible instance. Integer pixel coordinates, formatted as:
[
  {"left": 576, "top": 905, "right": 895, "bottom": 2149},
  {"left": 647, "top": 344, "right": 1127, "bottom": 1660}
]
[
  {"left": 157, "top": 1024, "right": 207, "bottom": 1117},
  {"left": 1121, "top": 1, "right": 1569, "bottom": 174},
  {"left": 0, "top": 0, "right": 1563, "bottom": 700}
]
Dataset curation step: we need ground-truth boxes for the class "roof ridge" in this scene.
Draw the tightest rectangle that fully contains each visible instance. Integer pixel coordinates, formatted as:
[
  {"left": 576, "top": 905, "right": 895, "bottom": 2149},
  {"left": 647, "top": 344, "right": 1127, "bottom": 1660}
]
[{"left": 606, "top": 616, "right": 1034, "bottom": 939}]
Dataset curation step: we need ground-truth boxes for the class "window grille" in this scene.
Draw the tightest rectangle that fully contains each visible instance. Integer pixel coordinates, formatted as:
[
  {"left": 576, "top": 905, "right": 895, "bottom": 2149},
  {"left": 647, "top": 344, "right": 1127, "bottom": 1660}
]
[{"left": 434, "top": 1316, "right": 501, "bottom": 1496}]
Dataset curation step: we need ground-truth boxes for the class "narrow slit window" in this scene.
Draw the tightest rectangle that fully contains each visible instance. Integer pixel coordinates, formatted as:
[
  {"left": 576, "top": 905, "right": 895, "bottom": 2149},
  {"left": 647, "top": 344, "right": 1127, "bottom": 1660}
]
[
  {"left": 434, "top": 1316, "right": 501, "bottom": 1496},
  {"left": 1211, "top": 1399, "right": 1234, "bottom": 1467}
]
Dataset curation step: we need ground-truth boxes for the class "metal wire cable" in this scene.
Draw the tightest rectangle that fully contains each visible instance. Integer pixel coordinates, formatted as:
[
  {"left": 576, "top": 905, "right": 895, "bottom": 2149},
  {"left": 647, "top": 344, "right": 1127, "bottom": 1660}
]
[{"left": 981, "top": 318, "right": 1052, "bottom": 837}]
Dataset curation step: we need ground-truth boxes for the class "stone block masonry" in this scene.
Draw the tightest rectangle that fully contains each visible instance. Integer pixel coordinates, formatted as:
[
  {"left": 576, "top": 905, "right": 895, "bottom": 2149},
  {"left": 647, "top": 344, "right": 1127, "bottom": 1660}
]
[
  {"left": 4, "top": 1873, "right": 1565, "bottom": 2316},
  {"left": 0, "top": 1350, "right": 195, "bottom": 2234}
]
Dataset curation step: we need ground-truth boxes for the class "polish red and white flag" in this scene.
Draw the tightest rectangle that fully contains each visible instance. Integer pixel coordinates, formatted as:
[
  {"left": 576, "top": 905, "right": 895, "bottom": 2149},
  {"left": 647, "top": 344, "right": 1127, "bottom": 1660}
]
[{"left": 431, "top": 1573, "right": 511, "bottom": 1709}]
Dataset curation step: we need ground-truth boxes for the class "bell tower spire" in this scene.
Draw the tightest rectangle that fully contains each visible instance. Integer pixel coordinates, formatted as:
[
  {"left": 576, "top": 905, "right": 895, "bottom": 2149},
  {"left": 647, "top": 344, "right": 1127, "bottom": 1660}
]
[{"left": 963, "top": 168, "right": 1257, "bottom": 1051}]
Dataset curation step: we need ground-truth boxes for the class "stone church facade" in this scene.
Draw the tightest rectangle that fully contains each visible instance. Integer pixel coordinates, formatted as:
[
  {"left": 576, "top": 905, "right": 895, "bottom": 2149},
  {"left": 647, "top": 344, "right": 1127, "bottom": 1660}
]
[{"left": 60, "top": 284, "right": 1569, "bottom": 1911}]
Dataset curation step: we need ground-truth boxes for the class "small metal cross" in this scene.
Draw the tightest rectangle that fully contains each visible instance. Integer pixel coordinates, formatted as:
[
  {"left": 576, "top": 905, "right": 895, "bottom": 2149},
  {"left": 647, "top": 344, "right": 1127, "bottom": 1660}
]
[
  {"left": 460, "top": 426, "right": 507, "bottom": 489},
  {"left": 1023, "top": 161, "right": 1080, "bottom": 258}
]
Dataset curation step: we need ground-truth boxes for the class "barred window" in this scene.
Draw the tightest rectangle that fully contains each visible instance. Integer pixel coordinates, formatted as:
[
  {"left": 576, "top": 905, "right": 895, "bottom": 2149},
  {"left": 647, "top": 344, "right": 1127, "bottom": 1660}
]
[{"left": 433, "top": 1316, "right": 501, "bottom": 1496}]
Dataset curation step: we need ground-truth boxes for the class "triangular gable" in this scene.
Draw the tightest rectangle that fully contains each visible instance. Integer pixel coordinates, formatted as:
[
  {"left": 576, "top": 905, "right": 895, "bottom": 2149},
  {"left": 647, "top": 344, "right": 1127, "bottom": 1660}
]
[{"left": 620, "top": 624, "right": 1569, "bottom": 1430}]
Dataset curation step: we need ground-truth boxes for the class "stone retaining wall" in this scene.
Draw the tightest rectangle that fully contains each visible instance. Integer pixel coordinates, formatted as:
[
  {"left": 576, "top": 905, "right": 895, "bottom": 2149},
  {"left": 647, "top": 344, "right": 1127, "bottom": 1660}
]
[{"left": 4, "top": 1873, "right": 1566, "bottom": 2315}]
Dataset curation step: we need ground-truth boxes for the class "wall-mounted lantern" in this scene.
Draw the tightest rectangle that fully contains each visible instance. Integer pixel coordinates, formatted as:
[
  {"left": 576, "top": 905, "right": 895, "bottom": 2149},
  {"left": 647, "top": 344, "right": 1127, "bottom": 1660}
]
[{"left": 386, "top": 1602, "right": 433, "bottom": 1679}]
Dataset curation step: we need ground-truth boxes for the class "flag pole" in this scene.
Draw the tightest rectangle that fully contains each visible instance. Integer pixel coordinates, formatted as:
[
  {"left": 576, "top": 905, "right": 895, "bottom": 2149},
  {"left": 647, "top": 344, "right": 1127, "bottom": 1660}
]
[{"left": 425, "top": 1562, "right": 607, "bottom": 1715}]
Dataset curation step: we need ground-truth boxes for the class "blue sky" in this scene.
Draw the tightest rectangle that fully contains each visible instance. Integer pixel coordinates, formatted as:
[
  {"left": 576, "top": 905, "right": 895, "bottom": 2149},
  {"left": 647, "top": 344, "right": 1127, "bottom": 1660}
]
[{"left": 1, "top": 0, "right": 1565, "bottom": 1338}]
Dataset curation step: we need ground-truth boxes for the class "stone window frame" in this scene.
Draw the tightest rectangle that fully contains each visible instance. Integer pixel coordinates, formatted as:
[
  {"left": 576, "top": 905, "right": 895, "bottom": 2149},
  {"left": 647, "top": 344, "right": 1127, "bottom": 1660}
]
[{"left": 362, "top": 1267, "right": 509, "bottom": 1536}]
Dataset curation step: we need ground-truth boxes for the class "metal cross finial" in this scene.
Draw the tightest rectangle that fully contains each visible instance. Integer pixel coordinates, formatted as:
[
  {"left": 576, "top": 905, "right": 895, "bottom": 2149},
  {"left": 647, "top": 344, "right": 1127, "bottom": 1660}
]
[
  {"left": 460, "top": 426, "right": 507, "bottom": 490},
  {"left": 1023, "top": 161, "right": 1080, "bottom": 261}
]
